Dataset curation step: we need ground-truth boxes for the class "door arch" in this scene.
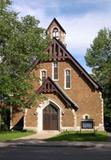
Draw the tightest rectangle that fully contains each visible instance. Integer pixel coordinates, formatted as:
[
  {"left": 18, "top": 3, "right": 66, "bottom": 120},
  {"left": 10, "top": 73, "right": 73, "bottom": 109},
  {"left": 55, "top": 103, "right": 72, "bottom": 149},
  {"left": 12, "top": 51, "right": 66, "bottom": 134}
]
[{"left": 43, "top": 104, "right": 59, "bottom": 130}]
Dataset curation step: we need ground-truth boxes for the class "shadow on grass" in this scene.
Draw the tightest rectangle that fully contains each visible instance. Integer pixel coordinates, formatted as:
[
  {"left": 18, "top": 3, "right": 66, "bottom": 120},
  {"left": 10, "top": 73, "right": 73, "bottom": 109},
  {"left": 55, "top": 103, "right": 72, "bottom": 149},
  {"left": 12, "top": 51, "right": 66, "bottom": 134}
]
[{"left": 47, "top": 131, "right": 108, "bottom": 141}]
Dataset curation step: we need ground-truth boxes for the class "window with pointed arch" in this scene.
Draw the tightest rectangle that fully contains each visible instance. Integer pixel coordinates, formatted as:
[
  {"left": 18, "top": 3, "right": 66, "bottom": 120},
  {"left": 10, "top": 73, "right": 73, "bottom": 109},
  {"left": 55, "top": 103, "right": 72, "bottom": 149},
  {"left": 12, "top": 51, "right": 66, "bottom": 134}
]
[
  {"left": 64, "top": 69, "right": 71, "bottom": 89},
  {"left": 40, "top": 70, "right": 47, "bottom": 84},
  {"left": 52, "top": 27, "right": 59, "bottom": 39},
  {"left": 52, "top": 61, "right": 59, "bottom": 81}
]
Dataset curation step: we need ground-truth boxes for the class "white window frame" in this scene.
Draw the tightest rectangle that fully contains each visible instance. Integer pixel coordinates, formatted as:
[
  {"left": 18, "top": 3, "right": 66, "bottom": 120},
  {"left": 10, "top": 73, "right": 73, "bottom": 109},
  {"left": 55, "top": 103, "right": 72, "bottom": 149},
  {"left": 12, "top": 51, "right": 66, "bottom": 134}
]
[
  {"left": 64, "top": 68, "right": 71, "bottom": 89},
  {"left": 40, "top": 69, "right": 47, "bottom": 85},
  {"left": 52, "top": 61, "right": 59, "bottom": 81}
]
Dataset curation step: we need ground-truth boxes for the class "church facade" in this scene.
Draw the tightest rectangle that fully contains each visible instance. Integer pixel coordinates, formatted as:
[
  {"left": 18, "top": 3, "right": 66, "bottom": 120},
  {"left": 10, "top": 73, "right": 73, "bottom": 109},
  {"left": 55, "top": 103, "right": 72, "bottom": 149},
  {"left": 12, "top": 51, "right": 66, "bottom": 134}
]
[{"left": 11, "top": 18, "right": 104, "bottom": 132}]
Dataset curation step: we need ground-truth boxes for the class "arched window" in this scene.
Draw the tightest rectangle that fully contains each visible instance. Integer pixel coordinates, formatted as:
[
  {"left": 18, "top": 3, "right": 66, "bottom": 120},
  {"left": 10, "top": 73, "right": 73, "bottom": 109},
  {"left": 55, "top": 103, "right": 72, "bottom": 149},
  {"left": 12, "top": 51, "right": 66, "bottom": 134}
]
[
  {"left": 52, "top": 27, "right": 59, "bottom": 39},
  {"left": 64, "top": 69, "right": 71, "bottom": 89},
  {"left": 40, "top": 70, "right": 47, "bottom": 84}
]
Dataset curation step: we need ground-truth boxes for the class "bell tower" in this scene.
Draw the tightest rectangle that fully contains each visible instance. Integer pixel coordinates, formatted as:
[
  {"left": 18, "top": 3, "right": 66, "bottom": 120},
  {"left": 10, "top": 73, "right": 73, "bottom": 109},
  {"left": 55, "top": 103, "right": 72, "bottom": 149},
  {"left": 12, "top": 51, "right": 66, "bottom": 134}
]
[{"left": 47, "top": 18, "right": 66, "bottom": 45}]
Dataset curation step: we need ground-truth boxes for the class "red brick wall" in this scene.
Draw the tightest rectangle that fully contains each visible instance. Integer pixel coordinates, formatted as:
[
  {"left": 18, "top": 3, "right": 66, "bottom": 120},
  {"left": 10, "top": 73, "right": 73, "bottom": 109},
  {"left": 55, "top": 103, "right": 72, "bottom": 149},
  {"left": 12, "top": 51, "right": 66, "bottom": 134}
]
[
  {"left": 31, "top": 60, "right": 103, "bottom": 127},
  {"left": 12, "top": 60, "right": 103, "bottom": 130},
  {"left": 25, "top": 107, "right": 37, "bottom": 127}
]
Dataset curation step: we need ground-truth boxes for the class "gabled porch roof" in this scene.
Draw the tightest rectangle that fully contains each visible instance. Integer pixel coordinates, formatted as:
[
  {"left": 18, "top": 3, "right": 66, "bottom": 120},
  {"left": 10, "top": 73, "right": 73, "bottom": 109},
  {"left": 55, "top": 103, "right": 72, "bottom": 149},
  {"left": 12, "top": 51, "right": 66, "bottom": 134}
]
[{"left": 36, "top": 77, "right": 78, "bottom": 111}]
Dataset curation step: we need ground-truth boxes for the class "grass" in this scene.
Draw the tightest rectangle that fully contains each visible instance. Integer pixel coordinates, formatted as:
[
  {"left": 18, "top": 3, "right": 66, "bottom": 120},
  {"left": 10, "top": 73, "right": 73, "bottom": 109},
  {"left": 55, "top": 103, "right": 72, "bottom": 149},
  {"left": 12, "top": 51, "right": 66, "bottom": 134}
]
[
  {"left": 0, "top": 130, "right": 108, "bottom": 142},
  {"left": 47, "top": 131, "right": 108, "bottom": 141},
  {"left": 0, "top": 130, "right": 35, "bottom": 142}
]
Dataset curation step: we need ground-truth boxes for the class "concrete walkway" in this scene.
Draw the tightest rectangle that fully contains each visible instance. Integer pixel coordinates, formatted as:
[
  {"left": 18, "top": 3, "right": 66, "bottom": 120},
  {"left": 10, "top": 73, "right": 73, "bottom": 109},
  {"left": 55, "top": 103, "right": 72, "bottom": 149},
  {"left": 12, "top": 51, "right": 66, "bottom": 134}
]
[{"left": 18, "top": 131, "right": 60, "bottom": 140}]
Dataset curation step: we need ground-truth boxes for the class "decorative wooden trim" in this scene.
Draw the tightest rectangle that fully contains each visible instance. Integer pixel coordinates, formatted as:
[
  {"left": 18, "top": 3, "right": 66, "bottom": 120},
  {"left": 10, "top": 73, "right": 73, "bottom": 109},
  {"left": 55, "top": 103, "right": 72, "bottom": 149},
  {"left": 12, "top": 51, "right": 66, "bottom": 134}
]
[
  {"left": 47, "top": 38, "right": 101, "bottom": 90},
  {"left": 28, "top": 38, "right": 101, "bottom": 91},
  {"left": 36, "top": 77, "right": 78, "bottom": 110}
]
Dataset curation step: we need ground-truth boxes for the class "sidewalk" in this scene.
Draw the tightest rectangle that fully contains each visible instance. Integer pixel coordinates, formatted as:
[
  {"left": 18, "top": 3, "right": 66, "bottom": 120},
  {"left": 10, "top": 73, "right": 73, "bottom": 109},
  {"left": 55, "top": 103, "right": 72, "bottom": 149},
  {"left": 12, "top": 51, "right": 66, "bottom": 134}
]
[{"left": 0, "top": 139, "right": 111, "bottom": 149}]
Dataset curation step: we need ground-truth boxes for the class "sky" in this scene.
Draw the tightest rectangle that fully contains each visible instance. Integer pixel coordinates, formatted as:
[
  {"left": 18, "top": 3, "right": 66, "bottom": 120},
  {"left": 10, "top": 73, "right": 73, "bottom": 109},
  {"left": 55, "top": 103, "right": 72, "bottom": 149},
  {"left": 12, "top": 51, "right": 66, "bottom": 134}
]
[{"left": 11, "top": 0, "right": 111, "bottom": 73}]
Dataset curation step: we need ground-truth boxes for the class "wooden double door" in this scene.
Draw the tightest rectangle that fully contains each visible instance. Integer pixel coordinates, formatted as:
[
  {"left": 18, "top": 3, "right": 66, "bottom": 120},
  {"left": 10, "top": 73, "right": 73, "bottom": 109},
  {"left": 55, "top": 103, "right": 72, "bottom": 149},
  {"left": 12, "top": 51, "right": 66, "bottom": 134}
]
[{"left": 43, "top": 104, "right": 59, "bottom": 130}]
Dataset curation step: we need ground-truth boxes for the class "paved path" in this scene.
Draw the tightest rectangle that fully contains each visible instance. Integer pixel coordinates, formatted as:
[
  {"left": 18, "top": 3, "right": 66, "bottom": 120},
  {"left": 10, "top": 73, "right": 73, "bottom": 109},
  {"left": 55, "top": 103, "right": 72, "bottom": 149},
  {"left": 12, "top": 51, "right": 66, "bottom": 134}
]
[{"left": 18, "top": 131, "right": 60, "bottom": 140}]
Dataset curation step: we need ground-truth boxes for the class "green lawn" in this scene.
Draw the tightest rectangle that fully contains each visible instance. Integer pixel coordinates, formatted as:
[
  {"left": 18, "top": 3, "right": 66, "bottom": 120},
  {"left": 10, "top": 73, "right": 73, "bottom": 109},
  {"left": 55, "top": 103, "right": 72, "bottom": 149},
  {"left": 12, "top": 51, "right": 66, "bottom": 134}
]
[
  {"left": 47, "top": 131, "right": 108, "bottom": 141},
  {"left": 0, "top": 130, "right": 35, "bottom": 141}
]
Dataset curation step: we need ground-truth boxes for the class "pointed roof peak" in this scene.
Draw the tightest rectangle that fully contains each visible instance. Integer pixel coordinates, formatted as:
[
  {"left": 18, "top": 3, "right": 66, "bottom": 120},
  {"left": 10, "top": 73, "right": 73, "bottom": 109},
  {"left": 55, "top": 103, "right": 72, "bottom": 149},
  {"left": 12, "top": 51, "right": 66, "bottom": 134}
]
[{"left": 47, "top": 18, "right": 66, "bottom": 34}]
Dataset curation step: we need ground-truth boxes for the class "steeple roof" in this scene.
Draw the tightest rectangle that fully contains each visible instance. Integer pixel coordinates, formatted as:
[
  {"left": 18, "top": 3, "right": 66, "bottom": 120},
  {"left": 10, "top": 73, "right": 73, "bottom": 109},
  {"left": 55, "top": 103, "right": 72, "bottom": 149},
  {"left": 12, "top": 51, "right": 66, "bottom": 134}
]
[{"left": 47, "top": 18, "right": 66, "bottom": 34}]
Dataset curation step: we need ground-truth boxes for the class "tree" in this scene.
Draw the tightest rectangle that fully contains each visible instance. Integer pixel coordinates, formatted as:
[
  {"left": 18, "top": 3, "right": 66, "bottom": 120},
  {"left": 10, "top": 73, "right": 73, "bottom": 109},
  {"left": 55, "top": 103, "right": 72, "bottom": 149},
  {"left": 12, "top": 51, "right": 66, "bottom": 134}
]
[
  {"left": 0, "top": 0, "right": 49, "bottom": 108},
  {"left": 85, "top": 28, "right": 111, "bottom": 121}
]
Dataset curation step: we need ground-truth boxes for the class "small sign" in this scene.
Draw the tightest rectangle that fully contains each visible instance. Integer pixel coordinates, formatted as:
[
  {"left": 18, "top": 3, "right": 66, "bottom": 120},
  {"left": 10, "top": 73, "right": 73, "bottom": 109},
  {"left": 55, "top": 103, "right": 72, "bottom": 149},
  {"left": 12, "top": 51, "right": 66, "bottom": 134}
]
[{"left": 81, "top": 119, "right": 94, "bottom": 129}]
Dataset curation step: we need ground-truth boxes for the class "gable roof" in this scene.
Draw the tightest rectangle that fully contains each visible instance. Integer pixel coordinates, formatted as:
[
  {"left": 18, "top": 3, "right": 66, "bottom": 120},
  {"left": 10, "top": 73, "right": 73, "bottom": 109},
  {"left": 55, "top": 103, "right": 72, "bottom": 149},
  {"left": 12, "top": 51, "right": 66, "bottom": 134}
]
[
  {"left": 48, "top": 38, "right": 101, "bottom": 90},
  {"left": 47, "top": 18, "right": 66, "bottom": 34},
  {"left": 36, "top": 77, "right": 78, "bottom": 111},
  {"left": 29, "top": 37, "right": 101, "bottom": 90}
]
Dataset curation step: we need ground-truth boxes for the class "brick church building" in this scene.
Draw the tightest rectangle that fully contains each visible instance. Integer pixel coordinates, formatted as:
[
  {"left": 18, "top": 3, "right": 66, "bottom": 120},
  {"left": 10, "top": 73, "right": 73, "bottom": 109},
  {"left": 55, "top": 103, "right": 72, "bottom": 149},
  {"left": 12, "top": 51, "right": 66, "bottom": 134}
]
[{"left": 11, "top": 18, "right": 104, "bottom": 132}]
